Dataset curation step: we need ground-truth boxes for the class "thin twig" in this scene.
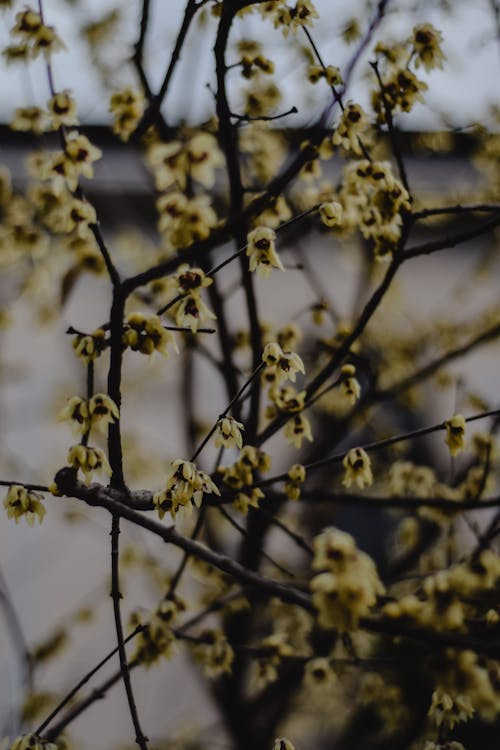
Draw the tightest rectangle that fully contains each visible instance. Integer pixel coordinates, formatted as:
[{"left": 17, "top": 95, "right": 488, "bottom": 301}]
[
  {"left": 110, "top": 516, "right": 149, "bottom": 749},
  {"left": 190, "top": 362, "right": 264, "bottom": 462},
  {"left": 257, "top": 408, "right": 500, "bottom": 487}
]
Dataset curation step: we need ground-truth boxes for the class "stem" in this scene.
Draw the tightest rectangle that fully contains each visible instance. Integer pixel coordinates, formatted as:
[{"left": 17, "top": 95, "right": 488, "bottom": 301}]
[
  {"left": 37, "top": 625, "right": 143, "bottom": 737},
  {"left": 370, "top": 59, "right": 410, "bottom": 195},
  {"left": 257, "top": 408, "right": 500, "bottom": 487},
  {"left": 214, "top": 3, "right": 261, "bottom": 442},
  {"left": 190, "top": 362, "right": 264, "bottom": 462},
  {"left": 107, "top": 289, "right": 126, "bottom": 490},
  {"left": 133, "top": 0, "right": 199, "bottom": 138},
  {"left": 110, "top": 515, "right": 149, "bottom": 749}
]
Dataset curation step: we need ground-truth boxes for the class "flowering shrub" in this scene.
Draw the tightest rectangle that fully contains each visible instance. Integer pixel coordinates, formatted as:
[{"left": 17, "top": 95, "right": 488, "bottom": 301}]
[{"left": 1, "top": 1, "right": 500, "bottom": 750}]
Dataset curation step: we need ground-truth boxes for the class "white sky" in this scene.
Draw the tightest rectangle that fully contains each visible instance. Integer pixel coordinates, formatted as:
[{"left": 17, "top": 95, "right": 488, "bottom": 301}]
[{"left": 0, "top": 0, "right": 498, "bottom": 130}]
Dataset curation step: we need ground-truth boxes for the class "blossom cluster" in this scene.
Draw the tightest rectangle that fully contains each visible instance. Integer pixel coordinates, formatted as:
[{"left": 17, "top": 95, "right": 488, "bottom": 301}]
[
  {"left": 4, "top": 8, "right": 64, "bottom": 62},
  {"left": 310, "top": 527, "right": 385, "bottom": 630},
  {"left": 122, "top": 312, "right": 178, "bottom": 357},
  {"left": 153, "top": 459, "right": 220, "bottom": 520},
  {"left": 217, "top": 445, "right": 271, "bottom": 514},
  {"left": 3, "top": 484, "right": 46, "bottom": 526},
  {"left": 58, "top": 393, "right": 119, "bottom": 435},
  {"left": 160, "top": 264, "right": 216, "bottom": 333}
]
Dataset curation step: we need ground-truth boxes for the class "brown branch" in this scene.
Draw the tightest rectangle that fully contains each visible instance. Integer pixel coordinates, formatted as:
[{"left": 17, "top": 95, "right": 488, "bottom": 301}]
[
  {"left": 370, "top": 59, "right": 410, "bottom": 195},
  {"left": 51, "top": 474, "right": 312, "bottom": 610},
  {"left": 412, "top": 204, "right": 500, "bottom": 221},
  {"left": 404, "top": 213, "right": 500, "bottom": 259},
  {"left": 132, "top": 0, "right": 200, "bottom": 138},
  {"left": 378, "top": 320, "right": 500, "bottom": 401},
  {"left": 37, "top": 625, "right": 143, "bottom": 737},
  {"left": 44, "top": 662, "right": 133, "bottom": 742},
  {"left": 361, "top": 615, "right": 500, "bottom": 659},
  {"left": 37, "top": 0, "right": 120, "bottom": 289},
  {"left": 300, "top": 489, "right": 500, "bottom": 511},
  {"left": 190, "top": 362, "right": 264, "bottom": 462},
  {"left": 110, "top": 516, "right": 149, "bottom": 749},
  {"left": 214, "top": 2, "right": 262, "bottom": 442},
  {"left": 257, "top": 408, "right": 500, "bottom": 487}
]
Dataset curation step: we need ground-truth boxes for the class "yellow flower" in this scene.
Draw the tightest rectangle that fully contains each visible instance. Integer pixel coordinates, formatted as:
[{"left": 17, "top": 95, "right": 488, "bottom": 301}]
[
  {"left": 372, "top": 68, "right": 427, "bottom": 120},
  {"left": 304, "top": 657, "right": 337, "bottom": 689},
  {"left": 10, "top": 106, "right": 47, "bottom": 134},
  {"left": 109, "top": 87, "right": 144, "bottom": 141},
  {"left": 67, "top": 444, "right": 112, "bottom": 483},
  {"left": 72, "top": 328, "right": 107, "bottom": 362},
  {"left": 288, "top": 463, "right": 306, "bottom": 484},
  {"left": 262, "top": 341, "right": 284, "bottom": 366},
  {"left": 311, "top": 301, "right": 327, "bottom": 326},
  {"left": 246, "top": 226, "right": 283, "bottom": 278},
  {"left": 132, "top": 610, "right": 176, "bottom": 666},
  {"left": 186, "top": 132, "right": 224, "bottom": 188},
  {"left": 156, "top": 191, "right": 188, "bottom": 234},
  {"left": 285, "top": 482, "right": 301, "bottom": 500},
  {"left": 285, "top": 463, "right": 306, "bottom": 500},
  {"left": 153, "top": 458, "right": 220, "bottom": 521},
  {"left": 312, "top": 527, "right": 357, "bottom": 572},
  {"left": 428, "top": 689, "right": 474, "bottom": 730},
  {"left": 148, "top": 140, "right": 186, "bottom": 191},
  {"left": 173, "top": 264, "right": 213, "bottom": 293},
  {"left": 2, "top": 43, "right": 30, "bottom": 64},
  {"left": 445, "top": 414, "right": 466, "bottom": 457},
  {"left": 311, "top": 542, "right": 384, "bottom": 631},
  {"left": 169, "top": 195, "right": 218, "bottom": 247},
  {"left": 123, "top": 313, "right": 178, "bottom": 357},
  {"left": 291, "top": 0, "right": 318, "bottom": 30},
  {"left": 58, "top": 198, "right": 97, "bottom": 237},
  {"left": 172, "top": 294, "right": 216, "bottom": 333},
  {"left": 217, "top": 445, "right": 271, "bottom": 491},
  {"left": 307, "top": 64, "right": 323, "bottom": 83},
  {"left": 64, "top": 132, "right": 102, "bottom": 177},
  {"left": 255, "top": 194, "right": 292, "bottom": 228},
  {"left": 412, "top": 24, "right": 445, "bottom": 72},
  {"left": 3, "top": 485, "right": 46, "bottom": 526},
  {"left": 12, "top": 9, "right": 42, "bottom": 35},
  {"left": 341, "top": 17, "right": 360, "bottom": 43},
  {"left": 342, "top": 447, "right": 373, "bottom": 489},
  {"left": 48, "top": 91, "right": 78, "bottom": 128},
  {"left": 325, "top": 65, "right": 342, "bottom": 86},
  {"left": 232, "top": 487, "right": 264, "bottom": 515},
  {"left": 241, "top": 53, "right": 275, "bottom": 78},
  {"left": 50, "top": 134, "right": 102, "bottom": 191},
  {"left": 277, "top": 322, "right": 302, "bottom": 351},
  {"left": 33, "top": 24, "right": 65, "bottom": 58},
  {"left": 319, "top": 201, "right": 343, "bottom": 228},
  {"left": 284, "top": 413, "right": 313, "bottom": 449},
  {"left": 486, "top": 609, "right": 499, "bottom": 626},
  {"left": 88, "top": 393, "right": 119, "bottom": 429},
  {"left": 190, "top": 629, "right": 234, "bottom": 677},
  {"left": 262, "top": 342, "right": 305, "bottom": 384},
  {"left": 12, "top": 9, "right": 65, "bottom": 60},
  {"left": 58, "top": 396, "right": 90, "bottom": 434},
  {"left": 339, "top": 364, "right": 361, "bottom": 404},
  {"left": 332, "top": 103, "right": 369, "bottom": 155},
  {"left": 268, "top": 384, "right": 306, "bottom": 413},
  {"left": 214, "top": 416, "right": 245, "bottom": 450},
  {"left": 240, "top": 445, "right": 272, "bottom": 473}
]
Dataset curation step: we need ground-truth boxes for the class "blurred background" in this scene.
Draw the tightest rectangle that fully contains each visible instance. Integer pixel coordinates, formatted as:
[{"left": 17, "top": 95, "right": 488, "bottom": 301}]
[{"left": 0, "top": 0, "right": 500, "bottom": 748}]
